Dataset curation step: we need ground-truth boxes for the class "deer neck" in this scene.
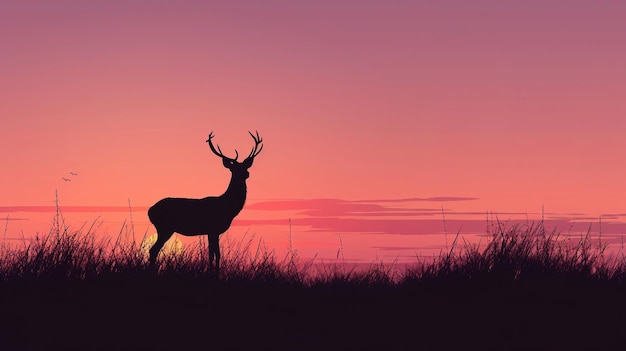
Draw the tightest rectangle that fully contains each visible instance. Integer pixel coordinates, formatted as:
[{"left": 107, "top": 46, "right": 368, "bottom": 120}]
[{"left": 220, "top": 175, "right": 248, "bottom": 215}]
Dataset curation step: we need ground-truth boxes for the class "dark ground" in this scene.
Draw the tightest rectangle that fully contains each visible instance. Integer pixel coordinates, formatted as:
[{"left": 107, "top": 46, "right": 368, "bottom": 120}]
[{"left": 1, "top": 277, "right": 625, "bottom": 351}]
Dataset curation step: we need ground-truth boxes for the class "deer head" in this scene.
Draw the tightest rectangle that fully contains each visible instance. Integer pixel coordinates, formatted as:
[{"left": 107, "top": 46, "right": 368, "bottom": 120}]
[{"left": 206, "top": 131, "right": 263, "bottom": 179}]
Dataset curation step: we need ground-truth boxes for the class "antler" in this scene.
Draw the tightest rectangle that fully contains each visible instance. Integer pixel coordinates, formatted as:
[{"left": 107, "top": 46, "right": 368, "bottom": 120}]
[
  {"left": 206, "top": 132, "right": 238, "bottom": 161},
  {"left": 246, "top": 130, "right": 263, "bottom": 159}
]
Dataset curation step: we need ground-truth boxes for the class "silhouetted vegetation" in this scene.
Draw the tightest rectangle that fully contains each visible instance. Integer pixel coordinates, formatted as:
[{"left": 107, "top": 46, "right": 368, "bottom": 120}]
[{"left": 1, "top": 218, "right": 625, "bottom": 350}]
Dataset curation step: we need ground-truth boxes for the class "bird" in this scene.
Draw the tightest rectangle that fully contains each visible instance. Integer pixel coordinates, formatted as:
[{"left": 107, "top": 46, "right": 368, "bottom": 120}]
[
  {"left": 62, "top": 177, "right": 71, "bottom": 182},
  {"left": 70, "top": 172, "right": 78, "bottom": 176}
]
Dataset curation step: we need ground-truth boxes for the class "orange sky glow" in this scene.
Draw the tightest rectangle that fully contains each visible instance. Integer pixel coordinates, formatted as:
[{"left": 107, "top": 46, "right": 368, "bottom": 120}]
[{"left": 2, "top": 1, "right": 626, "bottom": 263}]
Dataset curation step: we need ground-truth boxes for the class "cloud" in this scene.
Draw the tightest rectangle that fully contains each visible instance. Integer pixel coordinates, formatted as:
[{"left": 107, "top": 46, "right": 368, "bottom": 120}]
[
  {"left": 233, "top": 216, "right": 626, "bottom": 237},
  {"left": 246, "top": 199, "right": 344, "bottom": 211},
  {"left": 371, "top": 246, "right": 431, "bottom": 251},
  {"left": 234, "top": 217, "right": 448, "bottom": 235},
  {"left": 0, "top": 206, "right": 149, "bottom": 213},
  {"left": 354, "top": 197, "right": 480, "bottom": 203},
  {"left": 238, "top": 198, "right": 626, "bottom": 237},
  {"left": 247, "top": 197, "right": 478, "bottom": 210},
  {"left": 246, "top": 198, "right": 463, "bottom": 217}
]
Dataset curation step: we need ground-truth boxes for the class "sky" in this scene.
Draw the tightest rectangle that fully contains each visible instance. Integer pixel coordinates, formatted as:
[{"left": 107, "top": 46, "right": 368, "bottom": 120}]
[{"left": 1, "top": 1, "right": 625, "bottom": 261}]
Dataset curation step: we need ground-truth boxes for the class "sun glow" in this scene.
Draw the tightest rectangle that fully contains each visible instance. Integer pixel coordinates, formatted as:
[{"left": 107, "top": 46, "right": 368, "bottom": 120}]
[{"left": 141, "top": 233, "right": 184, "bottom": 256}]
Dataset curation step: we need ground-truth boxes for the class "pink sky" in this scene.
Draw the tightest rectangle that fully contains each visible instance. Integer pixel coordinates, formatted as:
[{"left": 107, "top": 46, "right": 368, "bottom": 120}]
[{"left": 1, "top": 1, "right": 626, "bottom": 260}]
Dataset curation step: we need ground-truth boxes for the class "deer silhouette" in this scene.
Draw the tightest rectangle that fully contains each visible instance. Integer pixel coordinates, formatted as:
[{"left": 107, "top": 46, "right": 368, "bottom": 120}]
[{"left": 148, "top": 131, "right": 263, "bottom": 273}]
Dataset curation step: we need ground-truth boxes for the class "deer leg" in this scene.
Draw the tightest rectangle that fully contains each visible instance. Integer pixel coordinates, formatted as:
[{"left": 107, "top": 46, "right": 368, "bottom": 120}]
[
  {"left": 149, "top": 229, "right": 173, "bottom": 266},
  {"left": 208, "top": 234, "right": 220, "bottom": 274},
  {"left": 207, "top": 234, "right": 214, "bottom": 270}
]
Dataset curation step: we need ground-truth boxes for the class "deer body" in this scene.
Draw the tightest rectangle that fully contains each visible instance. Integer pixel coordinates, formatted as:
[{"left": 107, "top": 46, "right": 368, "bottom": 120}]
[
  {"left": 148, "top": 131, "right": 262, "bottom": 273},
  {"left": 148, "top": 184, "right": 246, "bottom": 236}
]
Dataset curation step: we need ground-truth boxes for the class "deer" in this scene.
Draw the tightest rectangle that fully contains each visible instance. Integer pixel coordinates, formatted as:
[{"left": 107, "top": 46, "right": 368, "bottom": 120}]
[{"left": 147, "top": 131, "right": 263, "bottom": 274}]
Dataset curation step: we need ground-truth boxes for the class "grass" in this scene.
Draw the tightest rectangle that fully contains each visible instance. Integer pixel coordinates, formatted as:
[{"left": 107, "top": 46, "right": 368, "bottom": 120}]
[
  {"left": 1, "top": 216, "right": 626, "bottom": 350},
  {"left": 3, "top": 216, "right": 625, "bottom": 287}
]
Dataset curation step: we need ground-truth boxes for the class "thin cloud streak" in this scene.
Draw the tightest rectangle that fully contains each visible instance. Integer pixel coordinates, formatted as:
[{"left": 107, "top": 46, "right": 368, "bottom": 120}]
[
  {"left": 0, "top": 206, "right": 149, "bottom": 213},
  {"left": 233, "top": 217, "right": 626, "bottom": 237},
  {"left": 246, "top": 199, "right": 560, "bottom": 221},
  {"left": 247, "top": 197, "right": 479, "bottom": 211},
  {"left": 354, "top": 197, "right": 480, "bottom": 202},
  {"left": 246, "top": 198, "right": 474, "bottom": 217}
]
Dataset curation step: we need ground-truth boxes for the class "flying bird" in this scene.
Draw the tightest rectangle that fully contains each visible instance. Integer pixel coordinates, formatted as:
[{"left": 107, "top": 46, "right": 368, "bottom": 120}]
[
  {"left": 70, "top": 172, "right": 78, "bottom": 176},
  {"left": 62, "top": 177, "right": 71, "bottom": 182}
]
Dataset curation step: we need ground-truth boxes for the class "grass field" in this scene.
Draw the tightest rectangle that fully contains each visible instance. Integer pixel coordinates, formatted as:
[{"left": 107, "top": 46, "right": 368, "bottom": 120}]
[{"left": 1, "top": 218, "right": 625, "bottom": 350}]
